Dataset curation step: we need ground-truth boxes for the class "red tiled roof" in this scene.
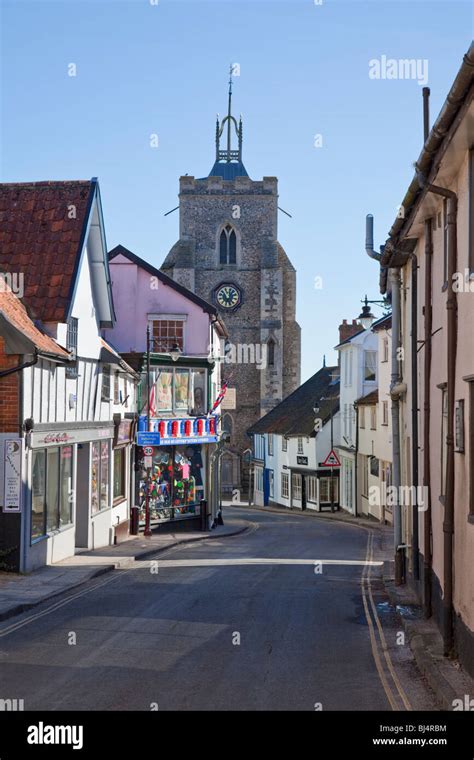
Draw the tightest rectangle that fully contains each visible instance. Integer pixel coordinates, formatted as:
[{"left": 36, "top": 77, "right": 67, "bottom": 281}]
[
  {"left": 0, "top": 285, "right": 69, "bottom": 357},
  {"left": 0, "top": 181, "right": 94, "bottom": 323}
]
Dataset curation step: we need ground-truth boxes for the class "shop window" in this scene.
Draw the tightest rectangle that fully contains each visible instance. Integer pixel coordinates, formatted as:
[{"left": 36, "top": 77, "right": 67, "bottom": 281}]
[
  {"left": 281, "top": 472, "right": 289, "bottom": 499},
  {"left": 101, "top": 366, "right": 111, "bottom": 401},
  {"left": 31, "top": 446, "right": 73, "bottom": 540},
  {"left": 151, "top": 367, "right": 207, "bottom": 415},
  {"left": 319, "top": 476, "right": 338, "bottom": 504},
  {"left": 150, "top": 319, "right": 185, "bottom": 352},
  {"left": 31, "top": 450, "right": 46, "bottom": 540},
  {"left": 307, "top": 475, "right": 318, "bottom": 503},
  {"left": 255, "top": 467, "right": 263, "bottom": 493},
  {"left": 292, "top": 473, "right": 302, "bottom": 500},
  {"left": 113, "top": 448, "right": 126, "bottom": 502},
  {"left": 139, "top": 445, "right": 204, "bottom": 523},
  {"left": 91, "top": 441, "right": 110, "bottom": 514}
]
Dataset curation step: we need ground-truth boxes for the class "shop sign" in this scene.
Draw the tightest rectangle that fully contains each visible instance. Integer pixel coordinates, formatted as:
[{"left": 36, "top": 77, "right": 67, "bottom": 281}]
[
  {"left": 114, "top": 419, "right": 134, "bottom": 447},
  {"left": 31, "top": 426, "right": 114, "bottom": 448},
  {"left": 158, "top": 435, "right": 217, "bottom": 446},
  {"left": 3, "top": 439, "right": 22, "bottom": 513},
  {"left": 296, "top": 456, "right": 308, "bottom": 466}
]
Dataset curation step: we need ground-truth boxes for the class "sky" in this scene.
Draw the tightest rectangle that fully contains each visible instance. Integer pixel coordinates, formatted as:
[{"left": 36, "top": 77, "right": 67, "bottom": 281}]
[{"left": 1, "top": 0, "right": 472, "bottom": 382}]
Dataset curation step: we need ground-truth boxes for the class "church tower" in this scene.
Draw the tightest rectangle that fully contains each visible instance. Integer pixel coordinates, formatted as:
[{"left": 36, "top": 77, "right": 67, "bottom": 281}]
[{"left": 161, "top": 70, "right": 301, "bottom": 491}]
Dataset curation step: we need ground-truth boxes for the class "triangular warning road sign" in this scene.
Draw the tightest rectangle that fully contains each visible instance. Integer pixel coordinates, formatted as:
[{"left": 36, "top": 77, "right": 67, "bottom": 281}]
[{"left": 322, "top": 449, "right": 341, "bottom": 467}]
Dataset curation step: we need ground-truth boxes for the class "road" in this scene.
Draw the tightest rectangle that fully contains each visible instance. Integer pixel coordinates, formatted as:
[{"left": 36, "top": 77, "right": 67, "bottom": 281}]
[{"left": 0, "top": 507, "right": 438, "bottom": 711}]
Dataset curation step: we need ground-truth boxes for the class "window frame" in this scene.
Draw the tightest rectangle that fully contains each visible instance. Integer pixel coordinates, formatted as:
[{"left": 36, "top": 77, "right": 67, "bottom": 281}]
[
  {"left": 149, "top": 315, "right": 186, "bottom": 353},
  {"left": 31, "top": 445, "right": 74, "bottom": 542},
  {"left": 281, "top": 472, "right": 289, "bottom": 499},
  {"left": 297, "top": 437, "right": 304, "bottom": 455},
  {"left": 101, "top": 365, "right": 111, "bottom": 402},
  {"left": 113, "top": 447, "right": 126, "bottom": 504},
  {"left": 219, "top": 224, "right": 238, "bottom": 266},
  {"left": 65, "top": 317, "right": 78, "bottom": 379}
]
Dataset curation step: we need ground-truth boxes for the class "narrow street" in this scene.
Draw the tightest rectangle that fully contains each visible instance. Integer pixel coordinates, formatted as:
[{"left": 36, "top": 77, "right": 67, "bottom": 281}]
[{"left": 0, "top": 509, "right": 437, "bottom": 711}]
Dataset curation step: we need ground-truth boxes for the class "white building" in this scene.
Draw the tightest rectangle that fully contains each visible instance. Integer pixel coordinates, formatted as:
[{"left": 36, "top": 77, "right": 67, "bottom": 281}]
[
  {"left": 335, "top": 322, "right": 378, "bottom": 515},
  {"left": 0, "top": 179, "right": 138, "bottom": 572},
  {"left": 248, "top": 365, "right": 340, "bottom": 511}
]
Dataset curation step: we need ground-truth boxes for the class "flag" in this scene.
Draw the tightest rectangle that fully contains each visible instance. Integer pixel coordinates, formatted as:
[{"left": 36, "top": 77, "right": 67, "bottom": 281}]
[{"left": 210, "top": 381, "right": 228, "bottom": 413}]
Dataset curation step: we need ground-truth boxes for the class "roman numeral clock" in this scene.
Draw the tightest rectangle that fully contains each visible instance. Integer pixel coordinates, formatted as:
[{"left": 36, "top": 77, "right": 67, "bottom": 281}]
[{"left": 214, "top": 282, "right": 242, "bottom": 312}]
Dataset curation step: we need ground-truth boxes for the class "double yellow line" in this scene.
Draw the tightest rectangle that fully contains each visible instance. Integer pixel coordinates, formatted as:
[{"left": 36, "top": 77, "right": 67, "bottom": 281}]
[{"left": 361, "top": 531, "right": 412, "bottom": 711}]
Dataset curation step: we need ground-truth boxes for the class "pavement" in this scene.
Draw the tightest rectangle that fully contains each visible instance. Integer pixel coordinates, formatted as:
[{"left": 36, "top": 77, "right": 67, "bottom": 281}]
[{"left": 0, "top": 515, "right": 250, "bottom": 623}]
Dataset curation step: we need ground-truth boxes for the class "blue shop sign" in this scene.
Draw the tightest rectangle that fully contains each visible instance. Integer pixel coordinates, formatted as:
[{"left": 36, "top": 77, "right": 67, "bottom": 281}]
[{"left": 136, "top": 432, "right": 161, "bottom": 446}]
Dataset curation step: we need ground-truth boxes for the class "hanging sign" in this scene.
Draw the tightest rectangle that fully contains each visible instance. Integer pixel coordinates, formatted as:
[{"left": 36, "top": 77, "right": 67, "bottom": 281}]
[
  {"left": 322, "top": 449, "right": 341, "bottom": 468},
  {"left": 3, "top": 439, "right": 22, "bottom": 512}
]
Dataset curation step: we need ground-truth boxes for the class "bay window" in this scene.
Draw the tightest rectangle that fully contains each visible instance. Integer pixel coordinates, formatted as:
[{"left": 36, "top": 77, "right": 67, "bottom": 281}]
[{"left": 149, "top": 367, "right": 207, "bottom": 415}]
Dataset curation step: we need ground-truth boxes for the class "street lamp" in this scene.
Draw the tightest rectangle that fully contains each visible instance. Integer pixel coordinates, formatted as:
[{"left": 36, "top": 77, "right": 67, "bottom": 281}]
[{"left": 358, "top": 296, "right": 376, "bottom": 330}]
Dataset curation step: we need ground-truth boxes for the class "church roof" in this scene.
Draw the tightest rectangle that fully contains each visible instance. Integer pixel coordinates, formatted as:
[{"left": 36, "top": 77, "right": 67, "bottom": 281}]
[{"left": 206, "top": 160, "right": 249, "bottom": 181}]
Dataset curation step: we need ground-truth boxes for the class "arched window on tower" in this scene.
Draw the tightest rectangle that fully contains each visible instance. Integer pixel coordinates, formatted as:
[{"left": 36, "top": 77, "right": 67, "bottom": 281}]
[
  {"left": 268, "top": 338, "right": 275, "bottom": 367},
  {"left": 222, "top": 413, "right": 233, "bottom": 436},
  {"left": 219, "top": 224, "right": 237, "bottom": 265}
]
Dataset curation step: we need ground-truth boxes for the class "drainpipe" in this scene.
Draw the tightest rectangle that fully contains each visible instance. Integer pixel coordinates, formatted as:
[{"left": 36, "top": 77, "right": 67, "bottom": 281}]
[
  {"left": 410, "top": 253, "right": 420, "bottom": 581},
  {"left": 389, "top": 268, "right": 404, "bottom": 585},
  {"left": 416, "top": 166, "right": 457, "bottom": 655},
  {"left": 366, "top": 215, "right": 404, "bottom": 584},
  {"left": 423, "top": 218, "right": 433, "bottom": 617}
]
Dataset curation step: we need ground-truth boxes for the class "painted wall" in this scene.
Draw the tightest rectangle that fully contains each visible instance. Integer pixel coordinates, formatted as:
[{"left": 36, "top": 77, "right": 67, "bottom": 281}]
[{"left": 104, "top": 253, "right": 212, "bottom": 356}]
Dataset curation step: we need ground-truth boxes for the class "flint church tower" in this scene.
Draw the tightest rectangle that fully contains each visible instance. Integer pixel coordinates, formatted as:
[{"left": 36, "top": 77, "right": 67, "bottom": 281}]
[{"left": 161, "top": 71, "right": 301, "bottom": 490}]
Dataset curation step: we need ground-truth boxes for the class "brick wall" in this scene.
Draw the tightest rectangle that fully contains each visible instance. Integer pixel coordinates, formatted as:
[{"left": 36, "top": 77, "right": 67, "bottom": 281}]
[{"left": 0, "top": 337, "right": 20, "bottom": 432}]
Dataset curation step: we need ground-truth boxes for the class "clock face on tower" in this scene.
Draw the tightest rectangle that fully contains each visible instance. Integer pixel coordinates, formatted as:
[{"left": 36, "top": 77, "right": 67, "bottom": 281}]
[{"left": 214, "top": 283, "right": 242, "bottom": 311}]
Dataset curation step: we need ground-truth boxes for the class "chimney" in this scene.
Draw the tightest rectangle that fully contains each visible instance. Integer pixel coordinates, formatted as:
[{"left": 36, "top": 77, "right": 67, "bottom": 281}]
[{"left": 339, "top": 318, "right": 361, "bottom": 345}]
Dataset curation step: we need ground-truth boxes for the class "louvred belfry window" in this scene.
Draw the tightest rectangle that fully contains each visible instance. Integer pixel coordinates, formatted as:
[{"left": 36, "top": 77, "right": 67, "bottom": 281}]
[{"left": 219, "top": 224, "right": 237, "bottom": 265}]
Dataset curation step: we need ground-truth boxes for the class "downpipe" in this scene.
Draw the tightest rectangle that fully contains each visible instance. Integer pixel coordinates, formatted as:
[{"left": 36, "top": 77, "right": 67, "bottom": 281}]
[{"left": 416, "top": 167, "right": 457, "bottom": 656}]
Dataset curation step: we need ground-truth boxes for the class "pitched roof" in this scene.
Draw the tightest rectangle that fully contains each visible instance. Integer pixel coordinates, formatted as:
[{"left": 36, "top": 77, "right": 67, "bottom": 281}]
[
  {"left": 355, "top": 389, "right": 379, "bottom": 406},
  {"left": 0, "top": 180, "right": 95, "bottom": 323},
  {"left": 372, "top": 313, "right": 392, "bottom": 331},
  {"left": 109, "top": 244, "right": 226, "bottom": 330},
  {"left": 247, "top": 365, "right": 340, "bottom": 437},
  {"left": 0, "top": 284, "right": 69, "bottom": 358}
]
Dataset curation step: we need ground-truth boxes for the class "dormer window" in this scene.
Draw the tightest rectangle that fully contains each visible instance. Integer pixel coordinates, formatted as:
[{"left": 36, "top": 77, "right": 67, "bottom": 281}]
[{"left": 219, "top": 224, "right": 237, "bottom": 265}]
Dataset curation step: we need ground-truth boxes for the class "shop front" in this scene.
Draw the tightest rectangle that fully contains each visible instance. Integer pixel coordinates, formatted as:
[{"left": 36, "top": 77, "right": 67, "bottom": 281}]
[
  {"left": 26, "top": 423, "right": 115, "bottom": 569},
  {"left": 136, "top": 414, "right": 218, "bottom": 529}
]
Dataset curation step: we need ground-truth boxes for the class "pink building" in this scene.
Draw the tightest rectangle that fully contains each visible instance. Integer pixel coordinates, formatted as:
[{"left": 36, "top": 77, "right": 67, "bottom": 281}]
[{"left": 104, "top": 245, "right": 228, "bottom": 530}]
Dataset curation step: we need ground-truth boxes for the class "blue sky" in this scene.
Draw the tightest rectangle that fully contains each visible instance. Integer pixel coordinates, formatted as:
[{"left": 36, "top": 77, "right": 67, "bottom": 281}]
[{"left": 1, "top": 0, "right": 472, "bottom": 381}]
